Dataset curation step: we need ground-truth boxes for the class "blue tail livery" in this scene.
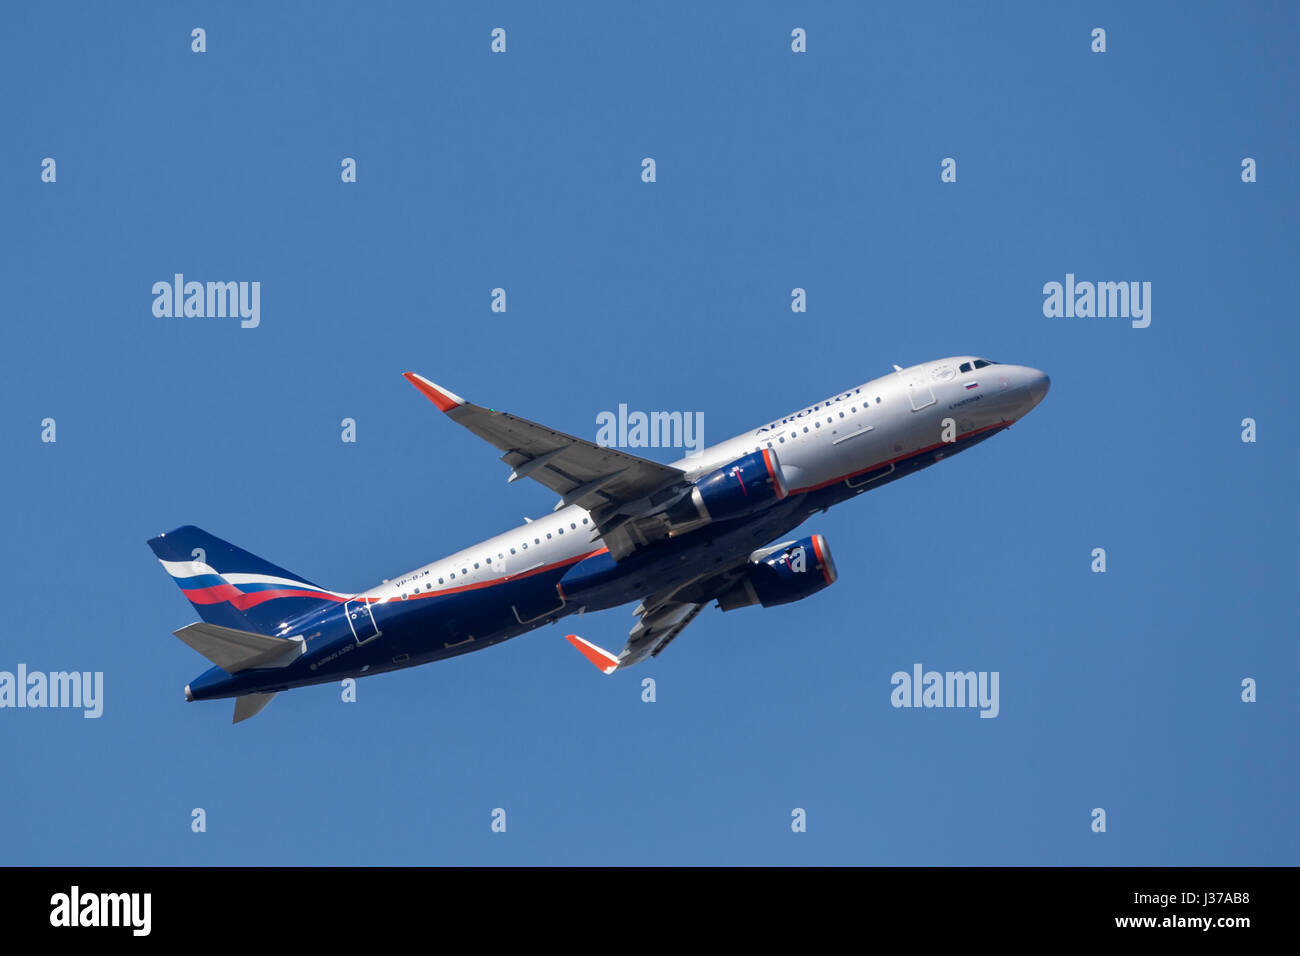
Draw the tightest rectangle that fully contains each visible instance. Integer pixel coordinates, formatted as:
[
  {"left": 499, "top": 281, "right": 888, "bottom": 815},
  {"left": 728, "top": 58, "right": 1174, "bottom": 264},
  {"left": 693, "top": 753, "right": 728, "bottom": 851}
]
[{"left": 147, "top": 525, "right": 344, "bottom": 635}]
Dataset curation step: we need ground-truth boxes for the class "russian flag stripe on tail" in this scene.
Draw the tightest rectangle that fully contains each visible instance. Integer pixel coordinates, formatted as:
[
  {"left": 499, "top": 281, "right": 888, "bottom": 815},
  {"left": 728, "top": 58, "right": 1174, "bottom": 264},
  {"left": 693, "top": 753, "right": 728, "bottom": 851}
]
[{"left": 148, "top": 525, "right": 345, "bottom": 634}]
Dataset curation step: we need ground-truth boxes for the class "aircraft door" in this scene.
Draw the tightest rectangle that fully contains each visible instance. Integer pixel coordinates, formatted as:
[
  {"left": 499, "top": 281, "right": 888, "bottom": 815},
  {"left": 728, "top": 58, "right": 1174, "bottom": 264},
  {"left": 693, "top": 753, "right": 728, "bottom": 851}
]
[
  {"left": 904, "top": 369, "right": 936, "bottom": 411},
  {"left": 345, "top": 599, "right": 381, "bottom": 644}
]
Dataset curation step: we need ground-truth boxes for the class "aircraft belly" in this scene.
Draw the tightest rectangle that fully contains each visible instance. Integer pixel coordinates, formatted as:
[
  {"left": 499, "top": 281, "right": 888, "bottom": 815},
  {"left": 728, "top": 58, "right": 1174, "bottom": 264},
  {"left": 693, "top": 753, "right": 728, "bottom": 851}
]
[
  {"left": 378, "top": 570, "right": 569, "bottom": 654},
  {"left": 563, "top": 499, "right": 817, "bottom": 612}
]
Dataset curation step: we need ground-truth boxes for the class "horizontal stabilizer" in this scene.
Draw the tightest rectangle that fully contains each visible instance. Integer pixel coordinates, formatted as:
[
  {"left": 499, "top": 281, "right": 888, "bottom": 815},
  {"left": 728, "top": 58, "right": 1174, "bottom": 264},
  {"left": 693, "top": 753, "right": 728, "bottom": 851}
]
[
  {"left": 565, "top": 634, "right": 620, "bottom": 675},
  {"left": 173, "top": 622, "right": 303, "bottom": 673},
  {"left": 233, "top": 692, "right": 277, "bottom": 724}
]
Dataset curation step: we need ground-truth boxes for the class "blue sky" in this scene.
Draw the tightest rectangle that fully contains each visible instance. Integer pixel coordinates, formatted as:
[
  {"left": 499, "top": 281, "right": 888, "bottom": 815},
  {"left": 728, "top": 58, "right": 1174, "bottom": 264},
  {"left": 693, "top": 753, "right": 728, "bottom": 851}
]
[{"left": 1, "top": 1, "right": 1295, "bottom": 864}]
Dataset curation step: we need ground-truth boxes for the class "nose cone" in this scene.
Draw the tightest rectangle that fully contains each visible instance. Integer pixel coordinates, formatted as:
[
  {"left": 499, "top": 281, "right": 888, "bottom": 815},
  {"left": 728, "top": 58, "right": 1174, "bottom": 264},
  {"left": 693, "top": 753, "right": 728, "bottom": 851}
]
[{"left": 1026, "top": 369, "right": 1051, "bottom": 408}]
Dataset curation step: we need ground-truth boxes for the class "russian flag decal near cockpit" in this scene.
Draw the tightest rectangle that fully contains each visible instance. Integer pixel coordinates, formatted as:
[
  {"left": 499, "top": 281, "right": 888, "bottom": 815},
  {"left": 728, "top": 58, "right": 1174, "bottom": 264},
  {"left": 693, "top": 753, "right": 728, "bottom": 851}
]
[{"left": 965, "top": 381, "right": 979, "bottom": 390}]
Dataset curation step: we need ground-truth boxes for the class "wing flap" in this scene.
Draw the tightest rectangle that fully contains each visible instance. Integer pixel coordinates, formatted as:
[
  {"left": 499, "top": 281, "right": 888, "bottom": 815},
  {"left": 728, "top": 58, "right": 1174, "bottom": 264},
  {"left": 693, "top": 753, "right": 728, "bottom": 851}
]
[{"left": 623, "top": 601, "right": 705, "bottom": 666}]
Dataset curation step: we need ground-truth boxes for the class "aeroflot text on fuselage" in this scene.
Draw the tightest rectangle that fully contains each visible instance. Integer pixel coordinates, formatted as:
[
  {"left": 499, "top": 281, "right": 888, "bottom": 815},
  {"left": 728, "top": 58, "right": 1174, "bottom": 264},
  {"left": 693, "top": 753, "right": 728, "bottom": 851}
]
[{"left": 754, "top": 387, "right": 864, "bottom": 433}]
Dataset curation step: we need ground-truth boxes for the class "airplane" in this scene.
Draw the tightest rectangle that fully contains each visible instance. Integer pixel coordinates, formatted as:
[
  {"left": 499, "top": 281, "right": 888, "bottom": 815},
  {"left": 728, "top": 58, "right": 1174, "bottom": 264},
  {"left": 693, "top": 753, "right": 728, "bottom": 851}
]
[{"left": 149, "top": 356, "right": 1049, "bottom": 722}]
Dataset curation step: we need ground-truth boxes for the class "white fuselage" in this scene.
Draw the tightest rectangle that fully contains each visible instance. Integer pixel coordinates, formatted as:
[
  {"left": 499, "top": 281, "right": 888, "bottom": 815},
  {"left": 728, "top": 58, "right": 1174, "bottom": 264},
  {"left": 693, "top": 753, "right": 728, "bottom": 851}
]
[{"left": 367, "top": 357, "right": 1050, "bottom": 605}]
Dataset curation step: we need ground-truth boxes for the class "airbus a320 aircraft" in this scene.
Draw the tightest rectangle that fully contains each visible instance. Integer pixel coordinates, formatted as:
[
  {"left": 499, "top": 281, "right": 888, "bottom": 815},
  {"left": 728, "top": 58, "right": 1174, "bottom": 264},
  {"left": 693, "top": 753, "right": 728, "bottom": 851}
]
[{"left": 149, "top": 356, "right": 1049, "bottom": 722}]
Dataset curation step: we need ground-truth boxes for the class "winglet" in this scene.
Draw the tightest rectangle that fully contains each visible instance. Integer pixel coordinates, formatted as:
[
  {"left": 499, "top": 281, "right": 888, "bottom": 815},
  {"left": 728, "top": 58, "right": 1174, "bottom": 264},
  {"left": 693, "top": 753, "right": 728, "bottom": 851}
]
[
  {"left": 566, "top": 634, "right": 620, "bottom": 675},
  {"left": 403, "top": 372, "right": 465, "bottom": 412}
]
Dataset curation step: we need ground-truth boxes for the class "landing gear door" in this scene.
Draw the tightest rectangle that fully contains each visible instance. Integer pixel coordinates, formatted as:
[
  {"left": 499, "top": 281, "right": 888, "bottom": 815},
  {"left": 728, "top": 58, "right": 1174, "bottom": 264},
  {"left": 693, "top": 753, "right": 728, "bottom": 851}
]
[{"left": 345, "top": 598, "right": 381, "bottom": 644}]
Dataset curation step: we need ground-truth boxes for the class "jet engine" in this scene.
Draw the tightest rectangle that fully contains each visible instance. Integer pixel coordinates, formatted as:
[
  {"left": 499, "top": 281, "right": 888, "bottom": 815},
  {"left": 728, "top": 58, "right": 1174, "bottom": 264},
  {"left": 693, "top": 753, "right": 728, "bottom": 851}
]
[
  {"left": 715, "top": 534, "right": 838, "bottom": 611},
  {"left": 664, "top": 448, "right": 788, "bottom": 530}
]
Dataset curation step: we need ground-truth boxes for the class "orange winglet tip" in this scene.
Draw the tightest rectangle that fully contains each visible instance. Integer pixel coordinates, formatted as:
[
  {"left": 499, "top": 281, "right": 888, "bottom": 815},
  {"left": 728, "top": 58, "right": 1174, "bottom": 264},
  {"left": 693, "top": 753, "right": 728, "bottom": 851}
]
[
  {"left": 566, "top": 634, "right": 619, "bottom": 675},
  {"left": 403, "top": 372, "right": 465, "bottom": 412}
]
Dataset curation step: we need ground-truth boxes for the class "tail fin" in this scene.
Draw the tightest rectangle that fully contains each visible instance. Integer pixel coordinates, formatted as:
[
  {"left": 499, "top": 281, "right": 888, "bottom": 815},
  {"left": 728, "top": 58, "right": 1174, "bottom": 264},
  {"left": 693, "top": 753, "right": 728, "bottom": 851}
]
[{"left": 148, "top": 525, "right": 344, "bottom": 634}]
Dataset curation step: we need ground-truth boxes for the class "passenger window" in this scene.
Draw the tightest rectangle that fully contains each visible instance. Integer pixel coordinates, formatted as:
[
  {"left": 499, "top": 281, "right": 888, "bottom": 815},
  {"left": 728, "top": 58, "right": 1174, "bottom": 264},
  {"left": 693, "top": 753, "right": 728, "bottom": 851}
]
[{"left": 546, "top": 533, "right": 552, "bottom": 540}]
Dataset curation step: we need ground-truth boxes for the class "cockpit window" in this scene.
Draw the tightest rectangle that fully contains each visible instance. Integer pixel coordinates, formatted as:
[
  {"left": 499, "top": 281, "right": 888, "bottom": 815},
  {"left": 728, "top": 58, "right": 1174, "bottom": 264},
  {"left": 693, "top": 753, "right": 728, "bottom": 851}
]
[
  {"left": 959, "top": 362, "right": 972, "bottom": 373},
  {"left": 972, "top": 359, "right": 994, "bottom": 369}
]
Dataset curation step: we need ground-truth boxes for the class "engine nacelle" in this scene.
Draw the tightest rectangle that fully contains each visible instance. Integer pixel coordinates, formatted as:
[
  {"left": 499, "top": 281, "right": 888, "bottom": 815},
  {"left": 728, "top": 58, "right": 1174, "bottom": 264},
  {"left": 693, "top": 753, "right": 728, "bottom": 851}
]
[
  {"left": 665, "top": 449, "right": 788, "bottom": 529},
  {"left": 716, "top": 534, "right": 838, "bottom": 611}
]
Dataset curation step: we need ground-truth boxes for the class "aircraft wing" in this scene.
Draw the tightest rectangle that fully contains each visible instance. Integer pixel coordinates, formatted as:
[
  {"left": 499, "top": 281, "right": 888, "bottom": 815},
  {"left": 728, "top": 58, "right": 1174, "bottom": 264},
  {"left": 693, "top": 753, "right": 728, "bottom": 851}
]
[
  {"left": 404, "top": 373, "right": 686, "bottom": 516},
  {"left": 565, "top": 563, "right": 753, "bottom": 671},
  {"left": 567, "top": 601, "right": 706, "bottom": 672}
]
